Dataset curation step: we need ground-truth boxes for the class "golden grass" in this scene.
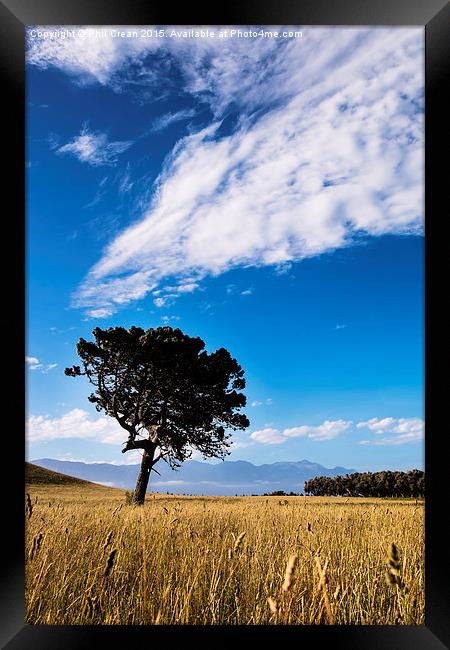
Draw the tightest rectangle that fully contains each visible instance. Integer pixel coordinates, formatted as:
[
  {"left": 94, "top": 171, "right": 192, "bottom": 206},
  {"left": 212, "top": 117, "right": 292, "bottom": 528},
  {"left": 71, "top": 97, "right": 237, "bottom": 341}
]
[{"left": 25, "top": 484, "right": 424, "bottom": 625}]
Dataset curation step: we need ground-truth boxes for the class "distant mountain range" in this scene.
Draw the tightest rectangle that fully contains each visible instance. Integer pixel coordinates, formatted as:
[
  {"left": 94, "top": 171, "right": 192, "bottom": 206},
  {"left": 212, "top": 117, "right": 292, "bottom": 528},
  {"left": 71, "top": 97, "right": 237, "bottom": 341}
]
[{"left": 31, "top": 458, "right": 356, "bottom": 496}]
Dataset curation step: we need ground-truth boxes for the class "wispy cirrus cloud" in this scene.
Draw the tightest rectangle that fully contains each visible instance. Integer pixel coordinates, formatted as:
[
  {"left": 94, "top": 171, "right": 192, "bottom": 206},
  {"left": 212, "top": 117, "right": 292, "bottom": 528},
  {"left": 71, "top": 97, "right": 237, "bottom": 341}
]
[
  {"left": 73, "top": 30, "right": 422, "bottom": 316},
  {"left": 26, "top": 27, "right": 156, "bottom": 86},
  {"left": 26, "top": 26, "right": 287, "bottom": 110},
  {"left": 56, "top": 124, "right": 133, "bottom": 166},
  {"left": 77, "top": 270, "right": 157, "bottom": 312},
  {"left": 148, "top": 108, "right": 196, "bottom": 133},
  {"left": 83, "top": 175, "right": 109, "bottom": 208},
  {"left": 357, "top": 417, "right": 424, "bottom": 445},
  {"left": 26, "top": 28, "right": 423, "bottom": 317},
  {"left": 43, "top": 363, "right": 58, "bottom": 373}
]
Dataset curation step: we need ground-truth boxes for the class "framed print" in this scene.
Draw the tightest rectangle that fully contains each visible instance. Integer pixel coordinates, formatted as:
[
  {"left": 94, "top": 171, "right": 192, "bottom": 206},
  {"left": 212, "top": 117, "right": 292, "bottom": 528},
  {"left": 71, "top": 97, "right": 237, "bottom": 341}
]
[{"left": 1, "top": 0, "right": 449, "bottom": 647}]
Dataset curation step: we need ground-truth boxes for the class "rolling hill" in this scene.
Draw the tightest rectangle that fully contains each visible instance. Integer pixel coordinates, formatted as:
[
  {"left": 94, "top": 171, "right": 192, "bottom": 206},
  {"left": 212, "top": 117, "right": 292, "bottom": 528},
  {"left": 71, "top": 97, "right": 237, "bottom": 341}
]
[{"left": 26, "top": 462, "right": 100, "bottom": 487}]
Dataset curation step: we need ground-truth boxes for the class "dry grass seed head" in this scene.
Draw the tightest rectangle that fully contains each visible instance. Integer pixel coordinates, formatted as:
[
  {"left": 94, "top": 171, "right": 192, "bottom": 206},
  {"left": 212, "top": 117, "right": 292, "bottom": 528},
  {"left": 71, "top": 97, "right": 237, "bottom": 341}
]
[
  {"left": 103, "top": 531, "right": 113, "bottom": 551},
  {"left": 282, "top": 554, "right": 298, "bottom": 592},
  {"left": 104, "top": 548, "right": 117, "bottom": 577},
  {"left": 86, "top": 592, "right": 98, "bottom": 617},
  {"left": 267, "top": 597, "right": 278, "bottom": 614},
  {"left": 26, "top": 493, "right": 33, "bottom": 519},
  {"left": 233, "top": 532, "right": 246, "bottom": 554},
  {"left": 385, "top": 542, "right": 408, "bottom": 592},
  {"left": 387, "top": 543, "right": 400, "bottom": 577}
]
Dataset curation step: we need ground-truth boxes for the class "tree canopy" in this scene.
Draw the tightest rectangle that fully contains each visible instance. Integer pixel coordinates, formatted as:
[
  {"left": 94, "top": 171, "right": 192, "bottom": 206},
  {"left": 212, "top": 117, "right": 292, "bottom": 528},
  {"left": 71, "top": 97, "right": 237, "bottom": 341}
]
[{"left": 65, "top": 326, "right": 249, "bottom": 503}]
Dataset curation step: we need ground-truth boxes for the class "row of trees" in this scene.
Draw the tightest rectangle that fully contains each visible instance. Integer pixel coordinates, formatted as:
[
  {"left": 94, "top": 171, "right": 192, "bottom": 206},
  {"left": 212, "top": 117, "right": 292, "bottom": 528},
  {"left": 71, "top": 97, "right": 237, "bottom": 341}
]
[
  {"left": 262, "top": 491, "right": 300, "bottom": 497},
  {"left": 304, "top": 470, "right": 425, "bottom": 497}
]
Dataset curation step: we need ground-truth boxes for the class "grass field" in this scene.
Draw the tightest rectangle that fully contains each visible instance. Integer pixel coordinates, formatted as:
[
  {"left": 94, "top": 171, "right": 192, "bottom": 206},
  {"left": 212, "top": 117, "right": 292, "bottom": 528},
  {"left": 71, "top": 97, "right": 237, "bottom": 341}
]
[{"left": 25, "top": 469, "right": 424, "bottom": 625}]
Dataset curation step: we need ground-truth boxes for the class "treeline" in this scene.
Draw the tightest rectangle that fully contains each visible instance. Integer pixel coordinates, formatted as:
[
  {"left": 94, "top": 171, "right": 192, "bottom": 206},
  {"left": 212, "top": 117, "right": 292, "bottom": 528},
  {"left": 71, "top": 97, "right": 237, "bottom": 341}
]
[
  {"left": 262, "top": 490, "right": 300, "bottom": 497},
  {"left": 304, "top": 470, "right": 425, "bottom": 498}
]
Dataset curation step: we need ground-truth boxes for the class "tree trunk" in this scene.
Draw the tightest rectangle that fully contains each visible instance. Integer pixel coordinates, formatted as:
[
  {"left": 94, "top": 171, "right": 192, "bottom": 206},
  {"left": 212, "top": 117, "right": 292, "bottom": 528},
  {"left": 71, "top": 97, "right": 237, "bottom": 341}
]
[{"left": 132, "top": 445, "right": 156, "bottom": 505}]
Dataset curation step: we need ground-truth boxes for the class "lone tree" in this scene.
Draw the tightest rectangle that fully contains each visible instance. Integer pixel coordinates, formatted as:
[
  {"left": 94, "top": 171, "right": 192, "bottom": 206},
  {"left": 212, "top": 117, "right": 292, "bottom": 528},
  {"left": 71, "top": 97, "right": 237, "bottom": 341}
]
[{"left": 65, "top": 326, "right": 249, "bottom": 504}]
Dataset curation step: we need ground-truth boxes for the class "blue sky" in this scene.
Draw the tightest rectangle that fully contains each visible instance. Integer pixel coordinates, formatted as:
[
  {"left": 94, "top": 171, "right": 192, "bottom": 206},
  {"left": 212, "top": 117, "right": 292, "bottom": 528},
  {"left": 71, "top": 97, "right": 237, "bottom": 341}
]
[{"left": 26, "top": 26, "right": 424, "bottom": 472}]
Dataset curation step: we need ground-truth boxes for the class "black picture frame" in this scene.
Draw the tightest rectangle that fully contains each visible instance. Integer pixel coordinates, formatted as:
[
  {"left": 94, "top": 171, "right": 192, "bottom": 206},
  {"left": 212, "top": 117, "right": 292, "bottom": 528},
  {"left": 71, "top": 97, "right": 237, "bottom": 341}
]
[{"left": 2, "top": 0, "right": 448, "bottom": 647}]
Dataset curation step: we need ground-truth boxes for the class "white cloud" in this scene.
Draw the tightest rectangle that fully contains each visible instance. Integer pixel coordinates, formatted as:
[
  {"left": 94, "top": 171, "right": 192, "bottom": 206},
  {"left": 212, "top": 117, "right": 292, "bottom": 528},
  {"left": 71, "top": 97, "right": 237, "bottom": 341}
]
[
  {"left": 274, "top": 262, "right": 293, "bottom": 276},
  {"left": 26, "top": 27, "right": 158, "bottom": 86},
  {"left": 48, "top": 132, "right": 60, "bottom": 150},
  {"left": 357, "top": 417, "right": 424, "bottom": 445},
  {"left": 86, "top": 308, "right": 114, "bottom": 318},
  {"left": 83, "top": 175, "right": 109, "bottom": 208},
  {"left": 250, "top": 419, "right": 352, "bottom": 445},
  {"left": 175, "top": 282, "right": 199, "bottom": 293},
  {"left": 78, "top": 271, "right": 157, "bottom": 312},
  {"left": 57, "top": 124, "right": 133, "bottom": 166},
  {"left": 27, "top": 408, "right": 127, "bottom": 444},
  {"left": 27, "top": 28, "right": 423, "bottom": 122},
  {"left": 151, "top": 281, "right": 199, "bottom": 307},
  {"left": 357, "top": 417, "right": 396, "bottom": 432},
  {"left": 241, "top": 289, "right": 253, "bottom": 296},
  {"left": 26, "top": 26, "right": 285, "bottom": 108},
  {"left": 390, "top": 418, "right": 424, "bottom": 435},
  {"left": 250, "top": 428, "right": 286, "bottom": 445},
  {"left": 231, "top": 440, "right": 255, "bottom": 450},
  {"left": 251, "top": 398, "right": 273, "bottom": 407},
  {"left": 26, "top": 356, "right": 57, "bottom": 373},
  {"left": 66, "top": 29, "right": 423, "bottom": 316},
  {"left": 26, "top": 356, "right": 41, "bottom": 370},
  {"left": 42, "top": 363, "right": 58, "bottom": 373},
  {"left": 249, "top": 417, "right": 423, "bottom": 446},
  {"left": 284, "top": 419, "right": 352, "bottom": 441},
  {"left": 26, "top": 29, "right": 423, "bottom": 316},
  {"left": 47, "top": 451, "right": 143, "bottom": 465},
  {"left": 148, "top": 108, "right": 196, "bottom": 133},
  {"left": 118, "top": 168, "right": 134, "bottom": 194}
]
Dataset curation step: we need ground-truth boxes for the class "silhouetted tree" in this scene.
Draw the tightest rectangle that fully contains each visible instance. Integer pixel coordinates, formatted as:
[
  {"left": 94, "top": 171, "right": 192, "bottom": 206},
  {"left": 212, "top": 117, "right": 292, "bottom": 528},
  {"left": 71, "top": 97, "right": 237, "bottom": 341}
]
[{"left": 65, "top": 326, "right": 249, "bottom": 504}]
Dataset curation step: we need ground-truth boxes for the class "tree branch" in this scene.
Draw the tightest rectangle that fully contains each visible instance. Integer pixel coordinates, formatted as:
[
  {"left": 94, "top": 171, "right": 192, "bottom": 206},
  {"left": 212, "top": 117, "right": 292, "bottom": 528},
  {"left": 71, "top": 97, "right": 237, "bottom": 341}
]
[
  {"left": 122, "top": 438, "right": 156, "bottom": 454},
  {"left": 152, "top": 450, "right": 170, "bottom": 465},
  {"left": 113, "top": 391, "right": 135, "bottom": 435}
]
